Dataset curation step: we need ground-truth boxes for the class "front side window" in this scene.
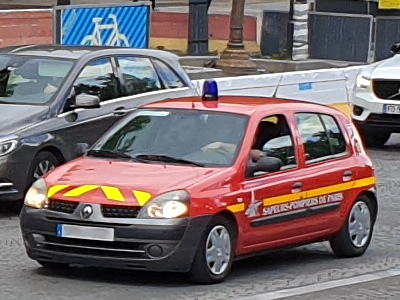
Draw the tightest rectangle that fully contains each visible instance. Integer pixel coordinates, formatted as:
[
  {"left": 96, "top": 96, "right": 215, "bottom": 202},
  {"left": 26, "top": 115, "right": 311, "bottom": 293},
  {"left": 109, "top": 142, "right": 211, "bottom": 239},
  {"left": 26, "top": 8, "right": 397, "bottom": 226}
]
[
  {"left": 295, "top": 113, "right": 347, "bottom": 163},
  {"left": 117, "top": 56, "right": 161, "bottom": 96},
  {"left": 0, "top": 55, "right": 74, "bottom": 105},
  {"left": 73, "top": 57, "right": 120, "bottom": 102},
  {"left": 89, "top": 109, "right": 248, "bottom": 167}
]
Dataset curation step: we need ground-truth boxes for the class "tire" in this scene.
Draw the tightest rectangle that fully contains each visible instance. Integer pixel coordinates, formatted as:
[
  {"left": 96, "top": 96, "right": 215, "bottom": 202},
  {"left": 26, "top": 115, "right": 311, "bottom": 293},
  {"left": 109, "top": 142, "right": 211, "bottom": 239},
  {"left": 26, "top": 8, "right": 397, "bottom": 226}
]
[
  {"left": 330, "top": 196, "right": 376, "bottom": 258},
  {"left": 359, "top": 129, "right": 390, "bottom": 147},
  {"left": 38, "top": 260, "right": 69, "bottom": 269},
  {"left": 188, "top": 215, "right": 236, "bottom": 284},
  {"left": 29, "top": 151, "right": 60, "bottom": 185}
]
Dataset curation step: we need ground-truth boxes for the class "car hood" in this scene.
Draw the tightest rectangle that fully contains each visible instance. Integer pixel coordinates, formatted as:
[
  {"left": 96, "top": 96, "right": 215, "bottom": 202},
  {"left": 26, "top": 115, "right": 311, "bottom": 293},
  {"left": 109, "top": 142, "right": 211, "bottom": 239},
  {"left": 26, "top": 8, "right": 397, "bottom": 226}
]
[
  {"left": 0, "top": 103, "right": 49, "bottom": 136},
  {"left": 45, "top": 157, "right": 230, "bottom": 206},
  {"left": 365, "top": 55, "right": 400, "bottom": 80}
]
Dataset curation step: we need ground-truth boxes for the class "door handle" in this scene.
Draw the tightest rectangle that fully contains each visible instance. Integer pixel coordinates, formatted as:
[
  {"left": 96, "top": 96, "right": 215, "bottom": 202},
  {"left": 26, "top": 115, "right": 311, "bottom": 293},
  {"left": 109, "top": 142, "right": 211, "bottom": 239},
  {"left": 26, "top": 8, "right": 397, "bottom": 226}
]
[
  {"left": 343, "top": 170, "right": 353, "bottom": 182},
  {"left": 292, "top": 182, "right": 302, "bottom": 193},
  {"left": 113, "top": 107, "right": 128, "bottom": 116}
]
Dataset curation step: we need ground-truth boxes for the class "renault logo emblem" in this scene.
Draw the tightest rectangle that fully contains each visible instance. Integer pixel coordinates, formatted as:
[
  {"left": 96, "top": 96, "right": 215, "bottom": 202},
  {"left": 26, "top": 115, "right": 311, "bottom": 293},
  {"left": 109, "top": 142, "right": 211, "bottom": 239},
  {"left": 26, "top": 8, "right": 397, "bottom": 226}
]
[{"left": 81, "top": 205, "right": 93, "bottom": 219}]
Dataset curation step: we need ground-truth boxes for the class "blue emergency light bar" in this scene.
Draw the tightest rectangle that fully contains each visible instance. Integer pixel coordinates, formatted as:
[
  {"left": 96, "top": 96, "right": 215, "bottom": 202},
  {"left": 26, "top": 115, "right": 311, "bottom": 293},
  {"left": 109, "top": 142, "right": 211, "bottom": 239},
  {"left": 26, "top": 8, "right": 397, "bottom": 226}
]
[{"left": 202, "top": 79, "right": 219, "bottom": 101}]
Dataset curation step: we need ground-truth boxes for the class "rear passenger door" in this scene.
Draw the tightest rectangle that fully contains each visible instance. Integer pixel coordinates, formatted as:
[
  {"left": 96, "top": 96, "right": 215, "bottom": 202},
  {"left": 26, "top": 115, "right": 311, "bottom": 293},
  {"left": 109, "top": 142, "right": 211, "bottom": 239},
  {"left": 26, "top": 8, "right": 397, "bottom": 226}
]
[{"left": 294, "top": 112, "right": 354, "bottom": 233}]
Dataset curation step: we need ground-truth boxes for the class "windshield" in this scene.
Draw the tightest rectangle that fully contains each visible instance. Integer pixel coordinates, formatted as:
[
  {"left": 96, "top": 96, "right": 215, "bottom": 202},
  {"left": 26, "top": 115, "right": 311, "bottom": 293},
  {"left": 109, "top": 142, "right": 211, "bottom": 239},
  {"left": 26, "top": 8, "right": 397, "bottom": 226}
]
[
  {"left": 89, "top": 109, "right": 249, "bottom": 167},
  {"left": 0, "top": 55, "right": 74, "bottom": 105}
]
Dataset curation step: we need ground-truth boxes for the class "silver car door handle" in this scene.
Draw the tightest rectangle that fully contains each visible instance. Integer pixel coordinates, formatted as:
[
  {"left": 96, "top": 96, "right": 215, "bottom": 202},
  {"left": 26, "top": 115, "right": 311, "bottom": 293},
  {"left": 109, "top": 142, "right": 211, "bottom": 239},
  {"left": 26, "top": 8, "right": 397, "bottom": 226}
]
[
  {"left": 343, "top": 170, "right": 353, "bottom": 182},
  {"left": 113, "top": 107, "right": 128, "bottom": 116}
]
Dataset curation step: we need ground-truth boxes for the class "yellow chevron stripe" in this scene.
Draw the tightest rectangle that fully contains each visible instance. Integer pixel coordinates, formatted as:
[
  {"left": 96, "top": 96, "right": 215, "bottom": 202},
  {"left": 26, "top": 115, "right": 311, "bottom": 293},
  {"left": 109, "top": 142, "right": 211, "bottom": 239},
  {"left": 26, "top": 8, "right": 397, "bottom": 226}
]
[
  {"left": 263, "top": 177, "right": 375, "bottom": 207},
  {"left": 227, "top": 203, "right": 245, "bottom": 213},
  {"left": 48, "top": 185, "right": 69, "bottom": 198},
  {"left": 64, "top": 185, "right": 99, "bottom": 197},
  {"left": 133, "top": 190, "right": 152, "bottom": 206},
  {"left": 101, "top": 186, "right": 125, "bottom": 202}
]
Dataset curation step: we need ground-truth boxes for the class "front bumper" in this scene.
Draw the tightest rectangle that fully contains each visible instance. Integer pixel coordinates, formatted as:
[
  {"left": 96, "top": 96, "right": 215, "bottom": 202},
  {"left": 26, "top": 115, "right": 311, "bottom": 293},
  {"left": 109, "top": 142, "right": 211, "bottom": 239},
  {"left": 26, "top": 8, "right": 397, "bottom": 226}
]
[
  {"left": 352, "top": 91, "right": 400, "bottom": 132},
  {"left": 0, "top": 152, "right": 30, "bottom": 201},
  {"left": 20, "top": 205, "right": 212, "bottom": 273}
]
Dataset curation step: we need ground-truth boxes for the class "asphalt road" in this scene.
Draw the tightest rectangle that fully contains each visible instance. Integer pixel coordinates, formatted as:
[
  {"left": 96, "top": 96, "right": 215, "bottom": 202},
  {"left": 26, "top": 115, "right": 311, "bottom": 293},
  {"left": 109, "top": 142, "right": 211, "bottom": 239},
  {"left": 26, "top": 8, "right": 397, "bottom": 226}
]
[{"left": 1, "top": 134, "right": 400, "bottom": 300}]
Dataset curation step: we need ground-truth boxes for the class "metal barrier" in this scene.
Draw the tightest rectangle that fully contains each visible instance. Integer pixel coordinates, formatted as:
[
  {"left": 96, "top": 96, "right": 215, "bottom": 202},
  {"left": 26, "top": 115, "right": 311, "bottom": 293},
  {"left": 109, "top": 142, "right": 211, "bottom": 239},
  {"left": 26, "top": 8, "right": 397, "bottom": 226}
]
[
  {"left": 54, "top": 2, "right": 151, "bottom": 48},
  {"left": 308, "top": 12, "right": 373, "bottom": 62},
  {"left": 260, "top": 11, "right": 289, "bottom": 58},
  {"left": 374, "top": 16, "right": 400, "bottom": 61}
]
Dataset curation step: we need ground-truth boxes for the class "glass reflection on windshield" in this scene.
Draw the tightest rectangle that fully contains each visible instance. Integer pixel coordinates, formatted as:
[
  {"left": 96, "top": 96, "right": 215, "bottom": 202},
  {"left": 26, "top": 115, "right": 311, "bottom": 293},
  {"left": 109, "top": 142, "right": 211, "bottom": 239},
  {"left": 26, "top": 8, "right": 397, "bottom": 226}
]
[
  {"left": 0, "top": 55, "right": 74, "bottom": 105},
  {"left": 91, "top": 109, "right": 249, "bottom": 167}
]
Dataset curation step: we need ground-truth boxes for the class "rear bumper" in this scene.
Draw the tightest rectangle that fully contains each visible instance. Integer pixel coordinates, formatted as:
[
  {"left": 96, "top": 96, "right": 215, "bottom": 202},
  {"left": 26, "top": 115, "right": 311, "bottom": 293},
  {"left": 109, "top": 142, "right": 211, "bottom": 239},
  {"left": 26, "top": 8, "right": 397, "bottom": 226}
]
[{"left": 20, "top": 206, "right": 212, "bottom": 273}]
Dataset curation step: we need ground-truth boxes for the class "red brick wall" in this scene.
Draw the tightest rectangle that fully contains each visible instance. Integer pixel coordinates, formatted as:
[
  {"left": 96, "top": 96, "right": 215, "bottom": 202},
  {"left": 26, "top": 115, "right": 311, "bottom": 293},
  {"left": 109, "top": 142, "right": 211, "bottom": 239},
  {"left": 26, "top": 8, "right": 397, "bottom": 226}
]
[
  {"left": 151, "top": 12, "right": 257, "bottom": 41},
  {"left": 0, "top": 10, "right": 53, "bottom": 46}
]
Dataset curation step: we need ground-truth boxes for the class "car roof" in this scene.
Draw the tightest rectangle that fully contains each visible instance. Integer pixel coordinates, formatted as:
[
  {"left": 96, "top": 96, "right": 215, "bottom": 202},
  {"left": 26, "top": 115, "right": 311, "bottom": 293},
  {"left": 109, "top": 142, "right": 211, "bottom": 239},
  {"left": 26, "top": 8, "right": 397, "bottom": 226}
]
[
  {"left": 0, "top": 44, "right": 182, "bottom": 62},
  {"left": 144, "top": 96, "right": 346, "bottom": 117}
]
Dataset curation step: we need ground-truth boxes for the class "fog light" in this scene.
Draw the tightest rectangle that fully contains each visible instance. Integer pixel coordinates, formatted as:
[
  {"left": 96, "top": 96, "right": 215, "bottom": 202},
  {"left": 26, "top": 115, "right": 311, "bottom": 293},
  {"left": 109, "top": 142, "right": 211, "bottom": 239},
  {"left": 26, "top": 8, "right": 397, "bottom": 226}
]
[
  {"left": 32, "top": 234, "right": 46, "bottom": 245},
  {"left": 353, "top": 105, "right": 364, "bottom": 116},
  {"left": 146, "top": 244, "right": 163, "bottom": 258}
]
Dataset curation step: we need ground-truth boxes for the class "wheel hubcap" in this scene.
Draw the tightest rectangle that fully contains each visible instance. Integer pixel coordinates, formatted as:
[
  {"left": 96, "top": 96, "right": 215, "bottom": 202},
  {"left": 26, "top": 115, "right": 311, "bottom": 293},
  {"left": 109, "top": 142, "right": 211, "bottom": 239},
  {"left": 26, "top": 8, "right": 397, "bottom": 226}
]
[
  {"left": 348, "top": 201, "right": 371, "bottom": 248},
  {"left": 33, "top": 160, "right": 55, "bottom": 180},
  {"left": 205, "top": 225, "right": 231, "bottom": 275}
]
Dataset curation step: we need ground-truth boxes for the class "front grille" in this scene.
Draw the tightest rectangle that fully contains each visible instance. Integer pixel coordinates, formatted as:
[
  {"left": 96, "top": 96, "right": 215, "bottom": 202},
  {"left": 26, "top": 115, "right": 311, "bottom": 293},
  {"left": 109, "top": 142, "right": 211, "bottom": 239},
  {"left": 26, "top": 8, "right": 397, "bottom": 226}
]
[
  {"left": 373, "top": 80, "right": 400, "bottom": 100},
  {"left": 101, "top": 205, "right": 140, "bottom": 218},
  {"left": 42, "top": 235, "right": 147, "bottom": 259},
  {"left": 47, "top": 200, "right": 78, "bottom": 214}
]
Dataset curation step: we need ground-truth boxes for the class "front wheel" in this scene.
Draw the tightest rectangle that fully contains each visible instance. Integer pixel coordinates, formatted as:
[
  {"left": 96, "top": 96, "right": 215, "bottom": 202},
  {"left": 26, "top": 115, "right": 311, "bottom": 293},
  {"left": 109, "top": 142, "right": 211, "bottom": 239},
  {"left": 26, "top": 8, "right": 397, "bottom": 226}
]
[
  {"left": 188, "top": 216, "right": 236, "bottom": 284},
  {"left": 38, "top": 260, "right": 69, "bottom": 270},
  {"left": 330, "top": 196, "right": 376, "bottom": 257},
  {"left": 359, "top": 129, "right": 390, "bottom": 147}
]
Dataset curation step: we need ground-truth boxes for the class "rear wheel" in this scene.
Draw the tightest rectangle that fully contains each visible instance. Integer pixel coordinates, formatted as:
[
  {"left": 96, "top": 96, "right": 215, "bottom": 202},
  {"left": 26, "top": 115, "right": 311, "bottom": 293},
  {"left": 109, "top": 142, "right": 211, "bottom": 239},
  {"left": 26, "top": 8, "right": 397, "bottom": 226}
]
[
  {"left": 188, "top": 216, "right": 236, "bottom": 284},
  {"left": 330, "top": 196, "right": 376, "bottom": 257}
]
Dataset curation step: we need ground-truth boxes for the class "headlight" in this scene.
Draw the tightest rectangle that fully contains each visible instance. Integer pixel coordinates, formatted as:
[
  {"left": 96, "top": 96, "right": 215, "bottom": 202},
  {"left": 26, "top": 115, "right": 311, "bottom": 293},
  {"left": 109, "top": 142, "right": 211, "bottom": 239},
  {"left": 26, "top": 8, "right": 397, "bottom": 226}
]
[
  {"left": 24, "top": 178, "right": 48, "bottom": 209},
  {"left": 356, "top": 75, "right": 371, "bottom": 89},
  {"left": 0, "top": 140, "right": 18, "bottom": 156},
  {"left": 137, "top": 190, "right": 190, "bottom": 219}
]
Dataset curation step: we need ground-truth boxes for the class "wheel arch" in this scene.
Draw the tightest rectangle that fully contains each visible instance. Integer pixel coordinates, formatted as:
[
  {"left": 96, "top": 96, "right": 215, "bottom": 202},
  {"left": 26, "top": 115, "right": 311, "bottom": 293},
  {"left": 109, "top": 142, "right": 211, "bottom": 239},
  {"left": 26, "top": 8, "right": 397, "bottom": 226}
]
[{"left": 36, "top": 145, "right": 66, "bottom": 165}]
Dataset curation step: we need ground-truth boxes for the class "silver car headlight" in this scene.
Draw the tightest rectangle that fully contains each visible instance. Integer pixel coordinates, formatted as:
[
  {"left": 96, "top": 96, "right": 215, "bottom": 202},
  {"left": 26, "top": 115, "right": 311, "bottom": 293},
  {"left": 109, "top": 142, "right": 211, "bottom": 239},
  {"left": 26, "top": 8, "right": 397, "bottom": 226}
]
[
  {"left": 356, "top": 75, "right": 371, "bottom": 89},
  {"left": 24, "top": 178, "right": 49, "bottom": 209},
  {"left": 0, "top": 140, "right": 18, "bottom": 156},
  {"left": 137, "top": 190, "right": 190, "bottom": 219}
]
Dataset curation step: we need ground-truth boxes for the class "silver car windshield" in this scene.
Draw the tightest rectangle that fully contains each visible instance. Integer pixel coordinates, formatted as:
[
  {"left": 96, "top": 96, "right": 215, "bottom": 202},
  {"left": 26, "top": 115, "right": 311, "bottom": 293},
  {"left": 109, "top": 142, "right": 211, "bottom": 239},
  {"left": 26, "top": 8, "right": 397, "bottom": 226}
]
[
  {"left": 0, "top": 55, "right": 74, "bottom": 105},
  {"left": 89, "top": 109, "right": 249, "bottom": 167}
]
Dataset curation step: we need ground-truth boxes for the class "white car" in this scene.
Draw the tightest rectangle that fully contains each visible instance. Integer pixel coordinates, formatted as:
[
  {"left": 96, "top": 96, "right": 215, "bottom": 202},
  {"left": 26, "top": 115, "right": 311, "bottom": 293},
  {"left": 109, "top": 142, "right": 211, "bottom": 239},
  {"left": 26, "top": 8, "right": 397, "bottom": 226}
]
[{"left": 351, "top": 44, "right": 400, "bottom": 146}]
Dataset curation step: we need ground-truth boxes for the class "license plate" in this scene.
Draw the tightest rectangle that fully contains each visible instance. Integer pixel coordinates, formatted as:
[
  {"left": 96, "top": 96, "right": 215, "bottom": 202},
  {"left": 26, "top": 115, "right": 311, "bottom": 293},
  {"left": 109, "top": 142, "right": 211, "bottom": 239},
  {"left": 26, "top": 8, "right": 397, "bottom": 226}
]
[
  {"left": 56, "top": 224, "right": 114, "bottom": 241},
  {"left": 383, "top": 104, "right": 400, "bottom": 114}
]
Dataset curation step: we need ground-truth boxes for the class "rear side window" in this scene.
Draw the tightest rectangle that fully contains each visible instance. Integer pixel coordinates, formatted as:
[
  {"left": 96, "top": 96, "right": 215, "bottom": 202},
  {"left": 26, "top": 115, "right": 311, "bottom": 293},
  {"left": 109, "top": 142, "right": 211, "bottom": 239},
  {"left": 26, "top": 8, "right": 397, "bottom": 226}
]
[
  {"left": 117, "top": 56, "right": 162, "bottom": 96},
  {"left": 152, "top": 59, "right": 186, "bottom": 89},
  {"left": 295, "top": 113, "right": 347, "bottom": 163}
]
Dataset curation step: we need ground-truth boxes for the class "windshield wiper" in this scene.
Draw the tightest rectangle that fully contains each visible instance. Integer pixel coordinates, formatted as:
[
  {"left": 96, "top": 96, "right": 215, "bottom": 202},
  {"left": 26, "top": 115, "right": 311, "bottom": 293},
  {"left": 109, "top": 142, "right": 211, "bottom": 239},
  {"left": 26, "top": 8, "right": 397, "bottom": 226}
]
[
  {"left": 135, "top": 154, "right": 204, "bottom": 167},
  {"left": 87, "top": 149, "right": 149, "bottom": 163}
]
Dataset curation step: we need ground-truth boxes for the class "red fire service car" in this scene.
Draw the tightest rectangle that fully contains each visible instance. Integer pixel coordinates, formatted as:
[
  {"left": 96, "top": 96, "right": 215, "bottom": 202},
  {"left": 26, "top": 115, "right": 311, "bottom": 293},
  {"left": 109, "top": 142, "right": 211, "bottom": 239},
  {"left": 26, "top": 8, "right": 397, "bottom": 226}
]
[{"left": 20, "top": 81, "right": 377, "bottom": 284}]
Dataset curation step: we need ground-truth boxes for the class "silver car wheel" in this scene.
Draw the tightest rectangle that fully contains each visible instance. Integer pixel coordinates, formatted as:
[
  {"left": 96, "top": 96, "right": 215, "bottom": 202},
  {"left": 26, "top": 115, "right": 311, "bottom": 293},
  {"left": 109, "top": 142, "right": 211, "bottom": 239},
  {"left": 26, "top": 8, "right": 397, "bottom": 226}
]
[
  {"left": 33, "top": 160, "right": 55, "bottom": 180},
  {"left": 348, "top": 201, "right": 371, "bottom": 248},
  {"left": 205, "top": 225, "right": 231, "bottom": 275}
]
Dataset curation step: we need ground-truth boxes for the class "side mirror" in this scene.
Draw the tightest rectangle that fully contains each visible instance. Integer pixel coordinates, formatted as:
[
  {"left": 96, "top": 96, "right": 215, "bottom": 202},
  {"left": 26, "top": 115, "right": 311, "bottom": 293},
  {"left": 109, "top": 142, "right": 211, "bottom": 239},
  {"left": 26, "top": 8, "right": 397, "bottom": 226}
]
[
  {"left": 390, "top": 42, "right": 400, "bottom": 55},
  {"left": 75, "top": 93, "right": 101, "bottom": 109},
  {"left": 246, "top": 156, "right": 282, "bottom": 178},
  {"left": 76, "top": 142, "right": 89, "bottom": 156}
]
